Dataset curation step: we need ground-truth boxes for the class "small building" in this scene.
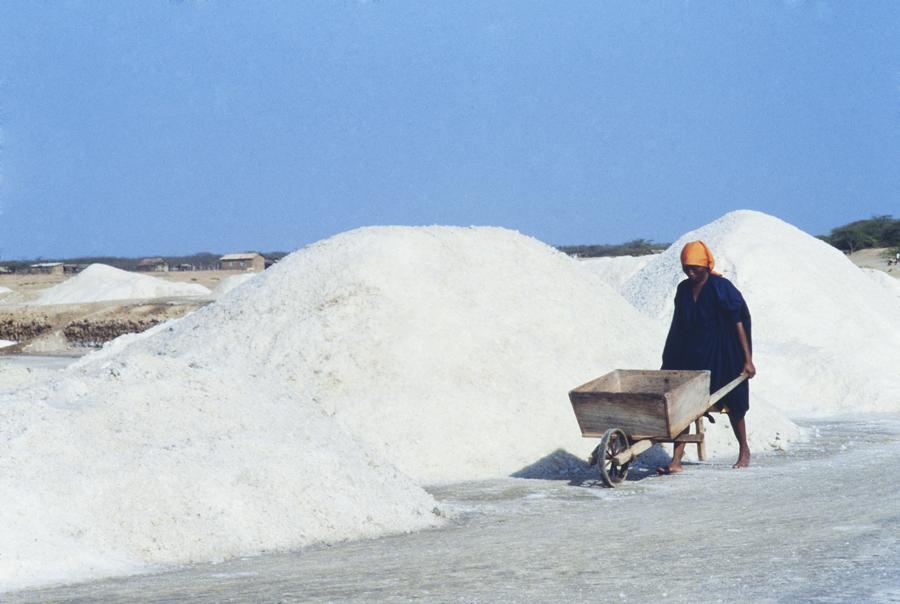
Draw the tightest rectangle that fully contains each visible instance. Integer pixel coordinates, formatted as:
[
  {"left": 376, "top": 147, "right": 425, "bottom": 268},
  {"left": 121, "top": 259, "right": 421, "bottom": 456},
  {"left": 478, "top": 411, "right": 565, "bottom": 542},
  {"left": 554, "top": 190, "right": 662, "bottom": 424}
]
[
  {"left": 220, "top": 252, "right": 266, "bottom": 272},
  {"left": 29, "top": 262, "right": 65, "bottom": 275},
  {"left": 137, "top": 257, "right": 169, "bottom": 272},
  {"left": 64, "top": 264, "right": 87, "bottom": 274}
]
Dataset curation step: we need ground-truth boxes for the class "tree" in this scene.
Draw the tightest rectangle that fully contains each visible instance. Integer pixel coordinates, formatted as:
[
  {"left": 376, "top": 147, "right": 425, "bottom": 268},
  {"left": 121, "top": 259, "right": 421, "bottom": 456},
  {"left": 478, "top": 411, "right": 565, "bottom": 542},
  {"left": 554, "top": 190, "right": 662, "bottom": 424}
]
[{"left": 822, "top": 215, "right": 899, "bottom": 253}]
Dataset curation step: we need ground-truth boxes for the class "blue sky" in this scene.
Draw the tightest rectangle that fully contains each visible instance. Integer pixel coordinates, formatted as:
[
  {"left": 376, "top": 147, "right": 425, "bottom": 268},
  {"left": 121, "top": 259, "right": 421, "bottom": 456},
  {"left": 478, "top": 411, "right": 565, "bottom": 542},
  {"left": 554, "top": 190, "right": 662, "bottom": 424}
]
[{"left": 1, "top": 1, "right": 898, "bottom": 259}]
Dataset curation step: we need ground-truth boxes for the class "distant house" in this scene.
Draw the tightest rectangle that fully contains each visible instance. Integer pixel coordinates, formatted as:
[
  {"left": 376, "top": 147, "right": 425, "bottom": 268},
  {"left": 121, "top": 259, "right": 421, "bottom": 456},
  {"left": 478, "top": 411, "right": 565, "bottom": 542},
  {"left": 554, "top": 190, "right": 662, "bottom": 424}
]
[
  {"left": 64, "top": 264, "right": 87, "bottom": 274},
  {"left": 219, "top": 252, "right": 266, "bottom": 272},
  {"left": 137, "top": 257, "right": 169, "bottom": 272},
  {"left": 29, "top": 262, "right": 65, "bottom": 275}
]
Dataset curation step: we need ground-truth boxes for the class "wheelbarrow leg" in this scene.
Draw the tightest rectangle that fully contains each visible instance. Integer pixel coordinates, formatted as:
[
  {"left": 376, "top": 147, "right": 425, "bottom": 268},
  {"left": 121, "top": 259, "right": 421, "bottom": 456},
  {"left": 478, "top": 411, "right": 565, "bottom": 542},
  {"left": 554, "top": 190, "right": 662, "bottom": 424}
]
[{"left": 695, "top": 417, "right": 706, "bottom": 461}]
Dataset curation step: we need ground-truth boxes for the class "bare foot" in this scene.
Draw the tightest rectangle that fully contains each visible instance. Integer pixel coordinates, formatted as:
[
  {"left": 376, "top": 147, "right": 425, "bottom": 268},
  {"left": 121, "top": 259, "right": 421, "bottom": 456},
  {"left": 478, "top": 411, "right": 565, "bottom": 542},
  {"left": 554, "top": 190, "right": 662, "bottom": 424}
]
[
  {"left": 732, "top": 450, "right": 751, "bottom": 469},
  {"left": 657, "top": 462, "right": 683, "bottom": 475}
]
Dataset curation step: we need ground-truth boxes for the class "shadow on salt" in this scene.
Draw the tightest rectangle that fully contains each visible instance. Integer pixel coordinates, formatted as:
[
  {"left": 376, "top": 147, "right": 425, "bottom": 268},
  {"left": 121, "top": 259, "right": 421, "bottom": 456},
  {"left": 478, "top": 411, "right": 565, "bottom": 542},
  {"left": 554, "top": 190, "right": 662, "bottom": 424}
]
[{"left": 510, "top": 445, "right": 673, "bottom": 486}]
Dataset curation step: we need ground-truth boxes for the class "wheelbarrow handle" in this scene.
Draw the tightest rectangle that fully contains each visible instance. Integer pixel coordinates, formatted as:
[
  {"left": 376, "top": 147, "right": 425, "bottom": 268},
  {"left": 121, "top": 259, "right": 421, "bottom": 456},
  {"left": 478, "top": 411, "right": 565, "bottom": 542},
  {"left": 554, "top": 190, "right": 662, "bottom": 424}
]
[{"left": 706, "top": 373, "right": 749, "bottom": 409}]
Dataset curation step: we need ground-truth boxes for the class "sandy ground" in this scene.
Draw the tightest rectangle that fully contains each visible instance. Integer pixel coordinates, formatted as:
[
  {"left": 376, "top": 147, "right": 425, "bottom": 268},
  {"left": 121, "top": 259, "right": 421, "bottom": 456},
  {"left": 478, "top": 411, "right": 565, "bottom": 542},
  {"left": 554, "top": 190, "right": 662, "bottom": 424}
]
[
  {"left": 0, "top": 269, "right": 253, "bottom": 302},
  {"left": 6, "top": 415, "right": 899, "bottom": 604},
  {"left": 849, "top": 247, "right": 900, "bottom": 276},
  {"left": 0, "top": 273, "right": 67, "bottom": 299}
]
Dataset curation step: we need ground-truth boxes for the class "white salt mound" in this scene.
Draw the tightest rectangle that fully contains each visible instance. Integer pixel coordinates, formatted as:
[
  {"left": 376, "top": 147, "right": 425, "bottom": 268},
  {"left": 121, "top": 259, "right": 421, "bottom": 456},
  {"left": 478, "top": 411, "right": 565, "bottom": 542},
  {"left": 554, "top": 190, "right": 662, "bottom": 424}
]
[
  {"left": 0, "top": 288, "right": 28, "bottom": 305},
  {"left": 0, "top": 368, "right": 439, "bottom": 591},
  {"left": 622, "top": 210, "right": 900, "bottom": 417},
  {"left": 0, "top": 360, "right": 65, "bottom": 392},
  {"left": 79, "top": 227, "right": 678, "bottom": 484},
  {"left": 0, "top": 225, "right": 801, "bottom": 591},
  {"left": 862, "top": 268, "right": 900, "bottom": 301},
  {"left": 34, "top": 264, "right": 210, "bottom": 305},
  {"left": 212, "top": 272, "right": 258, "bottom": 296},
  {"left": 578, "top": 255, "right": 655, "bottom": 290}
]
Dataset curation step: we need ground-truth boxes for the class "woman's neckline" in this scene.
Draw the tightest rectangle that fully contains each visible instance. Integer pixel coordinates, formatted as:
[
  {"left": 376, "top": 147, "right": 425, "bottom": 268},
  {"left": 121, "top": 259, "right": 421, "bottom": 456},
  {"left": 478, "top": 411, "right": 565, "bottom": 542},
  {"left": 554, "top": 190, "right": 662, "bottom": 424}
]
[{"left": 690, "top": 274, "right": 710, "bottom": 303}]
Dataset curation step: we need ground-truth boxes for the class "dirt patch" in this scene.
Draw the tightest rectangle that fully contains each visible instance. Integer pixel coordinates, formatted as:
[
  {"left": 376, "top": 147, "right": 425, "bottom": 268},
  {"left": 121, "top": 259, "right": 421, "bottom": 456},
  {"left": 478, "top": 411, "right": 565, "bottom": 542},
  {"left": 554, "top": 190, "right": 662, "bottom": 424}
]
[
  {"left": 0, "top": 317, "right": 53, "bottom": 342},
  {"left": 0, "top": 300, "right": 207, "bottom": 354},
  {"left": 63, "top": 318, "right": 162, "bottom": 347}
]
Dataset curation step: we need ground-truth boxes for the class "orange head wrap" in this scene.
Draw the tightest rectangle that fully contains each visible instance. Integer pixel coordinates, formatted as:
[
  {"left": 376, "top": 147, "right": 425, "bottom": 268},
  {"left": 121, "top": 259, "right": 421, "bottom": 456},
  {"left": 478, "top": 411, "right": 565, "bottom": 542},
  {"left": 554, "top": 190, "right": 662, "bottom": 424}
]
[{"left": 680, "top": 241, "right": 721, "bottom": 275}]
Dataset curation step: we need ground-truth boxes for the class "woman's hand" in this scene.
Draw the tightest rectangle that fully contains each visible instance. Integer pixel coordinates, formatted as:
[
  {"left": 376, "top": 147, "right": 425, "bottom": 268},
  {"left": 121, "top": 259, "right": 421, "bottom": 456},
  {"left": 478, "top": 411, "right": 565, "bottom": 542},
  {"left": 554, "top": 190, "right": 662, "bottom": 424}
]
[
  {"left": 735, "top": 322, "right": 755, "bottom": 378},
  {"left": 742, "top": 359, "right": 756, "bottom": 378}
]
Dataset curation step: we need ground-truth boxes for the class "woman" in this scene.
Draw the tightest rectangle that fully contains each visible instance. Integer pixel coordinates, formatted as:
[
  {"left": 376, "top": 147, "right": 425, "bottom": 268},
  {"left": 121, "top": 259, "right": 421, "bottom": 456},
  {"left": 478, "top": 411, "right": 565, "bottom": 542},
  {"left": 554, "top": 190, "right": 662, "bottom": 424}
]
[{"left": 660, "top": 241, "right": 755, "bottom": 473}]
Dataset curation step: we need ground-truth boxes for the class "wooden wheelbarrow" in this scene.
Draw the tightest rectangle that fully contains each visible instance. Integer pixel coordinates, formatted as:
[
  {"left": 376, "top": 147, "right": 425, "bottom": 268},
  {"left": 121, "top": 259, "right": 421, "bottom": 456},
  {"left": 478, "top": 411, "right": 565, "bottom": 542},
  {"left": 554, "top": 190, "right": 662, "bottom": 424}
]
[{"left": 568, "top": 369, "right": 748, "bottom": 487}]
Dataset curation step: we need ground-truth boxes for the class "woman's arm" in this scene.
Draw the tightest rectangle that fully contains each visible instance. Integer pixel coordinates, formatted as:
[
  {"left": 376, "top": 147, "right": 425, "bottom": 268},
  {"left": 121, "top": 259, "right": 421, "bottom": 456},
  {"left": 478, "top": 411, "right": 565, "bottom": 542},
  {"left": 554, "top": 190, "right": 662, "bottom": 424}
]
[
  {"left": 735, "top": 321, "right": 756, "bottom": 378},
  {"left": 661, "top": 285, "right": 686, "bottom": 369}
]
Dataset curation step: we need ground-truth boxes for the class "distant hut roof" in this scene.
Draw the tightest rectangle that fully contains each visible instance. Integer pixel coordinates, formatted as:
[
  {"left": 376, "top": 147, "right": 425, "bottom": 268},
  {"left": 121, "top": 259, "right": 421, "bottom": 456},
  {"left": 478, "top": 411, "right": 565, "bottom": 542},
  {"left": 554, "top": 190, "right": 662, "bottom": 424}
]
[
  {"left": 30, "top": 262, "right": 63, "bottom": 268},
  {"left": 220, "top": 253, "right": 262, "bottom": 261},
  {"left": 137, "top": 257, "right": 166, "bottom": 267}
]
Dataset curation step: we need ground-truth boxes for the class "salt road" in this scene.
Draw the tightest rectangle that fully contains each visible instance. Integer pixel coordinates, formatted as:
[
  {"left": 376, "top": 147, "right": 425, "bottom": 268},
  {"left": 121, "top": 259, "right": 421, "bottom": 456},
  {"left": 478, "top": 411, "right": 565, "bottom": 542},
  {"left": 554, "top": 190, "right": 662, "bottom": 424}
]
[{"left": 10, "top": 418, "right": 900, "bottom": 603}]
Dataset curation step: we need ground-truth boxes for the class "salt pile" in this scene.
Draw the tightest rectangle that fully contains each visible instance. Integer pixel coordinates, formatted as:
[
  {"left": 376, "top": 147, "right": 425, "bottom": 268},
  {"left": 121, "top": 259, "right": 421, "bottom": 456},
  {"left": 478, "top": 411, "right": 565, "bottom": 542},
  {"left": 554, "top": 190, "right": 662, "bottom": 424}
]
[
  {"left": 34, "top": 264, "right": 210, "bottom": 305},
  {"left": 212, "top": 272, "right": 257, "bottom": 297},
  {"left": 622, "top": 210, "right": 900, "bottom": 417},
  {"left": 0, "top": 225, "right": 802, "bottom": 591},
  {"left": 75, "top": 227, "right": 682, "bottom": 483},
  {"left": 578, "top": 255, "right": 655, "bottom": 290},
  {"left": 862, "top": 268, "right": 900, "bottom": 300},
  {"left": 0, "top": 286, "right": 26, "bottom": 305},
  {"left": 0, "top": 368, "right": 439, "bottom": 591},
  {"left": 0, "top": 359, "right": 62, "bottom": 392}
]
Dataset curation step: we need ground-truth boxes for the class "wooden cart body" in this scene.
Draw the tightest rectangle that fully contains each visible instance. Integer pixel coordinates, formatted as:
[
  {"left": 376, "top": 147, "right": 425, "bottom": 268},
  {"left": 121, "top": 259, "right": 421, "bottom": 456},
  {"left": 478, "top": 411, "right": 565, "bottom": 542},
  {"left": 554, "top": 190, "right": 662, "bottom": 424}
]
[{"left": 569, "top": 369, "right": 711, "bottom": 440}]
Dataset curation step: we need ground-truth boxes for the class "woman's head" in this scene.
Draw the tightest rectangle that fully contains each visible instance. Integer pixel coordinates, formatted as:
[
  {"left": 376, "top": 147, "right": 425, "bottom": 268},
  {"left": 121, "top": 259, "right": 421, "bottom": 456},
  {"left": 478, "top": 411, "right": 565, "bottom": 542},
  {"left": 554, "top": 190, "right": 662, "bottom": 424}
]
[
  {"left": 682, "top": 264, "right": 709, "bottom": 282},
  {"left": 680, "top": 241, "right": 718, "bottom": 281}
]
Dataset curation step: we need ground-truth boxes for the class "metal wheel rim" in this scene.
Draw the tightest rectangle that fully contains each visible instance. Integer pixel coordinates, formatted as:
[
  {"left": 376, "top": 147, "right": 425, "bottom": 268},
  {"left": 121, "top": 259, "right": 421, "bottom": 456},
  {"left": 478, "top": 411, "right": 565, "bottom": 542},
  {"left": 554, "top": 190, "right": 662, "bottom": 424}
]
[{"left": 599, "top": 428, "right": 630, "bottom": 486}]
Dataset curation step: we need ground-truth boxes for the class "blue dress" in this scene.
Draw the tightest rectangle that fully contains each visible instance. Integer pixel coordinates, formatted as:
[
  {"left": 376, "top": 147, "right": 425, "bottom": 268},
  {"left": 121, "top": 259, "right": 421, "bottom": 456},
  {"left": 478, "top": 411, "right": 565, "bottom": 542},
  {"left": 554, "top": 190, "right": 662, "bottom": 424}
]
[{"left": 661, "top": 274, "right": 752, "bottom": 420}]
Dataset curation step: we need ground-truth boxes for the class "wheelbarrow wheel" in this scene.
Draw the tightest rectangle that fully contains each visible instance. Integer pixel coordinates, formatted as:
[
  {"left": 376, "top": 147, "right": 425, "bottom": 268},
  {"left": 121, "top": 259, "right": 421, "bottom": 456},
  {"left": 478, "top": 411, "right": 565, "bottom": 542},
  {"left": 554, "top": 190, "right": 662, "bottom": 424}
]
[{"left": 598, "top": 428, "right": 630, "bottom": 487}]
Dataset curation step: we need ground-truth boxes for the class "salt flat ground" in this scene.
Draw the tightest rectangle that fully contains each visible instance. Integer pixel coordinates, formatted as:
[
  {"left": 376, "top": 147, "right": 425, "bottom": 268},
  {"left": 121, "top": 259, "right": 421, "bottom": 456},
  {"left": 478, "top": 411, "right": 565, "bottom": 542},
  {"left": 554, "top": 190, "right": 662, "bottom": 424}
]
[
  {"left": 0, "top": 355, "right": 74, "bottom": 369},
  {"left": 9, "top": 417, "right": 900, "bottom": 604}
]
